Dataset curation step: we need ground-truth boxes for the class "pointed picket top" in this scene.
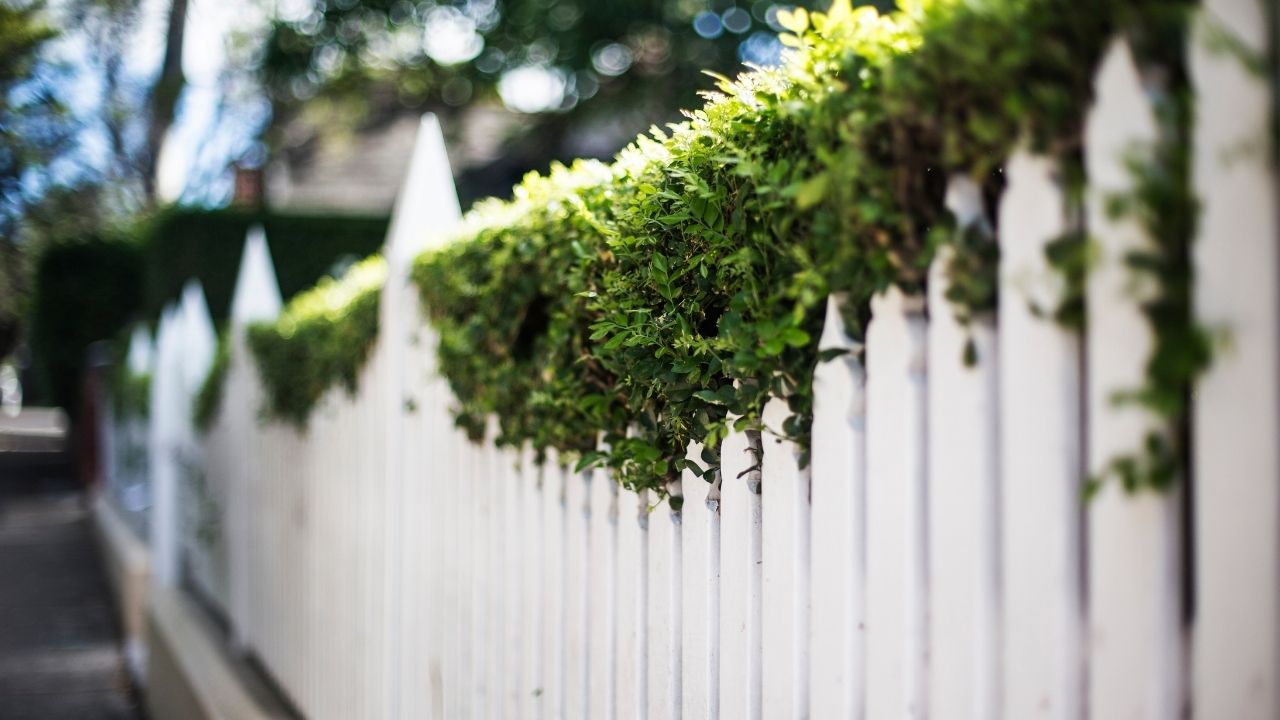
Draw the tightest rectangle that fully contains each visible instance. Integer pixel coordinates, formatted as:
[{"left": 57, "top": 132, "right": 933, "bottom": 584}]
[
  {"left": 179, "top": 280, "right": 217, "bottom": 396},
  {"left": 818, "top": 294, "right": 858, "bottom": 354},
  {"left": 384, "top": 113, "right": 462, "bottom": 273},
  {"left": 230, "top": 224, "right": 283, "bottom": 328},
  {"left": 126, "top": 324, "right": 154, "bottom": 377},
  {"left": 944, "top": 174, "right": 987, "bottom": 230},
  {"left": 150, "top": 306, "right": 181, "bottom": 437},
  {"left": 1086, "top": 39, "right": 1160, "bottom": 193}
]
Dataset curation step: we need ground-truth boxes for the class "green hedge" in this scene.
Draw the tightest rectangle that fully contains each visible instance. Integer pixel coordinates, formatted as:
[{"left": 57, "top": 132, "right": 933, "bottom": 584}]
[
  {"left": 140, "top": 207, "right": 389, "bottom": 324},
  {"left": 410, "top": 0, "right": 1202, "bottom": 494},
  {"left": 27, "top": 208, "right": 389, "bottom": 414},
  {"left": 29, "top": 237, "right": 144, "bottom": 412},
  {"left": 193, "top": 331, "right": 229, "bottom": 432},
  {"left": 247, "top": 255, "right": 386, "bottom": 428}
]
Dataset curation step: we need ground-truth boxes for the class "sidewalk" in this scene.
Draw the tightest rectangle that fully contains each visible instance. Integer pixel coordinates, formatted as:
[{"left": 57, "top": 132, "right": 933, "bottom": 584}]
[{"left": 0, "top": 451, "right": 141, "bottom": 719}]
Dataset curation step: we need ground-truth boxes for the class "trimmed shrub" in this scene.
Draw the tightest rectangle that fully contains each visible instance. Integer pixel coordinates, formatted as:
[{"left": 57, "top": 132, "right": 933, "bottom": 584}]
[
  {"left": 247, "top": 255, "right": 386, "bottom": 429},
  {"left": 139, "top": 207, "right": 389, "bottom": 323},
  {"left": 411, "top": 0, "right": 1201, "bottom": 494},
  {"left": 29, "top": 237, "right": 144, "bottom": 412}
]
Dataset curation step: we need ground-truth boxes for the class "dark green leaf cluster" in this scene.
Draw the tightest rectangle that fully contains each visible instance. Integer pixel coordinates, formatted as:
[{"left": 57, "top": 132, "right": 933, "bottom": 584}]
[
  {"left": 30, "top": 235, "right": 144, "bottom": 412},
  {"left": 412, "top": 0, "right": 1204, "bottom": 494},
  {"left": 247, "top": 255, "right": 386, "bottom": 429},
  {"left": 139, "top": 207, "right": 389, "bottom": 324},
  {"left": 193, "top": 332, "right": 230, "bottom": 433}
]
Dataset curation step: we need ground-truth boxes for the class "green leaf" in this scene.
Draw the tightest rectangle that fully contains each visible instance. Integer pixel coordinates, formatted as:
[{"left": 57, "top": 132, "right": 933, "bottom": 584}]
[{"left": 794, "top": 172, "right": 829, "bottom": 210}]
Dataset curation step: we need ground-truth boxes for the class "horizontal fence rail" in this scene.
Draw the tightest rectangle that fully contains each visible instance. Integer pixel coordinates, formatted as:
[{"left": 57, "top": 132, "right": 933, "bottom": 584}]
[{"left": 98, "top": 20, "right": 1280, "bottom": 720}]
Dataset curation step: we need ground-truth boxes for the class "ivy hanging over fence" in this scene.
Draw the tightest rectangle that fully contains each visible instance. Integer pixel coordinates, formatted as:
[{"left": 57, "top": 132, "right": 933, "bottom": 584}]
[
  {"left": 247, "top": 255, "right": 385, "bottom": 429},
  {"left": 408, "top": 0, "right": 1204, "bottom": 494}
]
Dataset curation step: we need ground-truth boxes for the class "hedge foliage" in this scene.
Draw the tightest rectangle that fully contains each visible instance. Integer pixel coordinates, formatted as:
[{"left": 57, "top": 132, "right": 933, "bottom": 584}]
[
  {"left": 139, "top": 207, "right": 389, "bottom": 323},
  {"left": 411, "top": 0, "right": 1202, "bottom": 495},
  {"left": 30, "top": 237, "right": 144, "bottom": 412},
  {"left": 193, "top": 332, "right": 230, "bottom": 433},
  {"left": 247, "top": 255, "right": 385, "bottom": 428}
]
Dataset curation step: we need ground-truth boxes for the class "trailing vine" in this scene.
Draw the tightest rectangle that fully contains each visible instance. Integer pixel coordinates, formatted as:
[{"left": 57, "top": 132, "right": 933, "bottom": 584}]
[
  {"left": 1086, "top": 4, "right": 1212, "bottom": 495},
  {"left": 247, "top": 255, "right": 385, "bottom": 429}
]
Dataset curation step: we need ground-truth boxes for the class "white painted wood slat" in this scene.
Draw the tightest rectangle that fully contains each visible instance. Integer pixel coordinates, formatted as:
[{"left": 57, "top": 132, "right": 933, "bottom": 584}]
[
  {"left": 588, "top": 465, "right": 619, "bottom": 720},
  {"left": 647, "top": 484, "right": 681, "bottom": 720},
  {"left": 1190, "top": 1, "right": 1280, "bottom": 716},
  {"left": 997, "top": 148, "right": 1085, "bottom": 720},
  {"left": 865, "top": 286, "right": 929, "bottom": 720},
  {"left": 718, "top": 424, "right": 763, "bottom": 720},
  {"left": 809, "top": 295, "right": 867, "bottom": 720},
  {"left": 681, "top": 442, "right": 719, "bottom": 720},
  {"left": 761, "top": 397, "right": 811, "bottom": 720},
  {"left": 928, "top": 178, "right": 1001, "bottom": 720},
  {"left": 616, "top": 484, "right": 647, "bottom": 720},
  {"left": 1084, "top": 38, "right": 1186, "bottom": 720}
]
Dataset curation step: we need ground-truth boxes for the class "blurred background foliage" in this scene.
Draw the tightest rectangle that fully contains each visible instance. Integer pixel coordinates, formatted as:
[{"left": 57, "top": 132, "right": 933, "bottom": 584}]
[
  {"left": 27, "top": 208, "right": 388, "bottom": 414},
  {"left": 259, "top": 0, "right": 896, "bottom": 201},
  {"left": 138, "top": 208, "right": 388, "bottom": 322},
  {"left": 1, "top": 1, "right": 72, "bottom": 361}
]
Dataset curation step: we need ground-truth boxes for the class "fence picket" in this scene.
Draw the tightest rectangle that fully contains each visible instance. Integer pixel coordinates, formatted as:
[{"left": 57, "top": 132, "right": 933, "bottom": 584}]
[
  {"left": 928, "top": 179, "right": 1001, "bottom": 719},
  {"left": 566, "top": 463, "right": 592, "bottom": 720},
  {"left": 1084, "top": 38, "right": 1186, "bottom": 720},
  {"left": 761, "top": 397, "right": 811, "bottom": 720},
  {"left": 589, "top": 465, "right": 619, "bottom": 720},
  {"left": 648, "top": 485, "right": 682, "bottom": 720},
  {"left": 519, "top": 445, "right": 544, "bottom": 719},
  {"left": 865, "top": 286, "right": 929, "bottom": 719},
  {"left": 616, "top": 484, "right": 647, "bottom": 720},
  {"left": 997, "top": 148, "right": 1085, "bottom": 720},
  {"left": 719, "top": 423, "right": 763, "bottom": 720},
  {"left": 809, "top": 295, "right": 866, "bottom": 720},
  {"left": 1190, "top": 0, "right": 1280, "bottom": 716},
  {"left": 681, "top": 442, "right": 718, "bottom": 720}
]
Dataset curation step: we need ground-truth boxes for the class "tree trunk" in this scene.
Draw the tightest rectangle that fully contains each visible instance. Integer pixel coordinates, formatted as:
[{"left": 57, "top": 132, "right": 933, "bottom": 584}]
[{"left": 143, "top": 0, "right": 188, "bottom": 201}]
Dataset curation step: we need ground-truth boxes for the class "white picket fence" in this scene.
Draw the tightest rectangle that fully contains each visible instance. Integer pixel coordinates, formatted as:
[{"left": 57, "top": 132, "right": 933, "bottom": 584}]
[{"left": 101, "top": 15, "right": 1280, "bottom": 720}]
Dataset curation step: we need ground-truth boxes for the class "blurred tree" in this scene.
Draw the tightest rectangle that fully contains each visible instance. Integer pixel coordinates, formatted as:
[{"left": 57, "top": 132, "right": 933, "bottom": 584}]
[
  {"left": 0, "top": 1, "right": 72, "bottom": 360},
  {"left": 257, "top": 0, "right": 895, "bottom": 198},
  {"left": 60, "top": 0, "right": 188, "bottom": 204}
]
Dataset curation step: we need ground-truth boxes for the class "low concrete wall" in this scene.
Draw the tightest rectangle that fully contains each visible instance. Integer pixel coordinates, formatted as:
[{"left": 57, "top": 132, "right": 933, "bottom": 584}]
[
  {"left": 91, "top": 493, "right": 150, "bottom": 680},
  {"left": 146, "top": 587, "right": 291, "bottom": 720}
]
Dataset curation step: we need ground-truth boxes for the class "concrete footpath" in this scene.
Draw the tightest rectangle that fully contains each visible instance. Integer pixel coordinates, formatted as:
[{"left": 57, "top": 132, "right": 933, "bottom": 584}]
[{"left": 0, "top": 451, "right": 141, "bottom": 719}]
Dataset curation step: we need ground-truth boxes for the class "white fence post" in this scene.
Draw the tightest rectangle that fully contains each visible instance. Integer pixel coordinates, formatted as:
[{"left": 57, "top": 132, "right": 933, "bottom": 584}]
[
  {"left": 865, "top": 286, "right": 929, "bottom": 719},
  {"left": 928, "top": 177, "right": 1001, "bottom": 719},
  {"left": 224, "top": 224, "right": 283, "bottom": 652},
  {"left": 1190, "top": 0, "right": 1280, "bottom": 716},
  {"left": 718, "top": 423, "right": 763, "bottom": 720},
  {"left": 647, "top": 479, "right": 682, "bottom": 720},
  {"left": 997, "top": 148, "right": 1085, "bottom": 720},
  {"left": 808, "top": 295, "right": 866, "bottom": 720},
  {"left": 616, "top": 479, "right": 649, "bottom": 719},
  {"left": 380, "top": 113, "right": 461, "bottom": 720},
  {"left": 1084, "top": 38, "right": 1186, "bottom": 719},
  {"left": 589, "top": 459, "right": 620, "bottom": 719},
  {"left": 681, "top": 442, "right": 719, "bottom": 720},
  {"left": 148, "top": 307, "right": 179, "bottom": 588},
  {"left": 761, "top": 397, "right": 811, "bottom": 720},
  {"left": 151, "top": 280, "right": 215, "bottom": 591}
]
